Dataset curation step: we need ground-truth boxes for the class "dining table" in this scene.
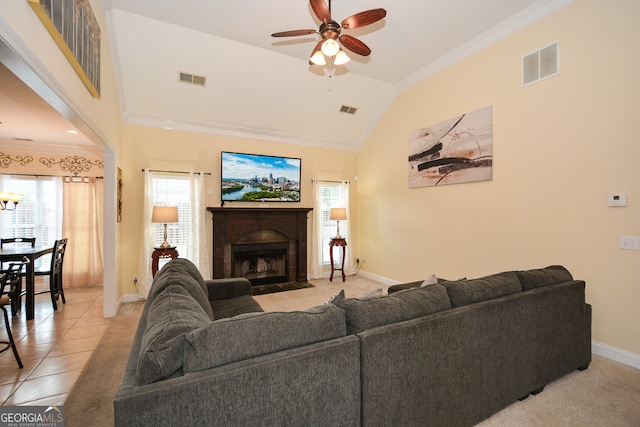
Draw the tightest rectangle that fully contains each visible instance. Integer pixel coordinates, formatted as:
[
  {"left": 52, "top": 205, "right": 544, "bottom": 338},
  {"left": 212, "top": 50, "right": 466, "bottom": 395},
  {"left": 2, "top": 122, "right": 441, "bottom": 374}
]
[{"left": 0, "top": 244, "right": 54, "bottom": 320}]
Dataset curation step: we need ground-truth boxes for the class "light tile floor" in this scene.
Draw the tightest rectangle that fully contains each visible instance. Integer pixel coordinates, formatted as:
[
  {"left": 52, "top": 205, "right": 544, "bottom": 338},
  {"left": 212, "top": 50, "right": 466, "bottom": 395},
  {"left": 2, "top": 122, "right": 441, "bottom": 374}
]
[
  {"left": 0, "top": 274, "right": 387, "bottom": 407},
  {"left": 0, "top": 286, "right": 105, "bottom": 406}
]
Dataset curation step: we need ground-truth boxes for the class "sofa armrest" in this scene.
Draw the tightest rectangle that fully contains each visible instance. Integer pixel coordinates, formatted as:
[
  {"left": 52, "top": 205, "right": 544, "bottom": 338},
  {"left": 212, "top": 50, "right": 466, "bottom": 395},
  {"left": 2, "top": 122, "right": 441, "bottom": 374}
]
[{"left": 206, "top": 278, "right": 253, "bottom": 301}]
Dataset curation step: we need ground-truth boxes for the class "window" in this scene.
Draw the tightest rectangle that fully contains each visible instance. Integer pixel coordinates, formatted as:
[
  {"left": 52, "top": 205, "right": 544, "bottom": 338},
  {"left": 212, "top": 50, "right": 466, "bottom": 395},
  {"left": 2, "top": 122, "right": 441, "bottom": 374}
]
[
  {"left": 0, "top": 175, "right": 61, "bottom": 269},
  {"left": 319, "top": 183, "right": 343, "bottom": 264},
  {"left": 151, "top": 175, "right": 191, "bottom": 258}
]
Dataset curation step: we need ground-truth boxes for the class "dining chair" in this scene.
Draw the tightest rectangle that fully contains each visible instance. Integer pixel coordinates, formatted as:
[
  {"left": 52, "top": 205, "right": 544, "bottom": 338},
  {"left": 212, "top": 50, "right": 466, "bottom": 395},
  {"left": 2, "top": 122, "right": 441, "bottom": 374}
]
[
  {"left": 34, "top": 238, "right": 68, "bottom": 310},
  {"left": 0, "top": 258, "right": 29, "bottom": 368},
  {"left": 0, "top": 237, "right": 36, "bottom": 316},
  {"left": 0, "top": 237, "right": 36, "bottom": 248},
  {"left": 0, "top": 237, "right": 36, "bottom": 269}
]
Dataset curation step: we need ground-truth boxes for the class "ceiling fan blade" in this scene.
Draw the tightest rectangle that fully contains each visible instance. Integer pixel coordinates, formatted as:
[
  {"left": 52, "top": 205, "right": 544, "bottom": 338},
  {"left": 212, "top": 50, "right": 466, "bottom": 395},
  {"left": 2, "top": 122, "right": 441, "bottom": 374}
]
[
  {"left": 271, "top": 29, "right": 317, "bottom": 37},
  {"left": 310, "top": 0, "right": 331, "bottom": 23},
  {"left": 341, "top": 8, "right": 387, "bottom": 30},
  {"left": 308, "top": 40, "right": 324, "bottom": 65},
  {"left": 339, "top": 34, "right": 371, "bottom": 56}
]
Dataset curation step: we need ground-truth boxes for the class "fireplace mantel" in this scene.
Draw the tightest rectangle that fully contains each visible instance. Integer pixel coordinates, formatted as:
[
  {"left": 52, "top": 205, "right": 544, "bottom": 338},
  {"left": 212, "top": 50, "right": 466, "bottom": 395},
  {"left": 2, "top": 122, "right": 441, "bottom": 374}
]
[{"left": 207, "top": 207, "right": 312, "bottom": 283}]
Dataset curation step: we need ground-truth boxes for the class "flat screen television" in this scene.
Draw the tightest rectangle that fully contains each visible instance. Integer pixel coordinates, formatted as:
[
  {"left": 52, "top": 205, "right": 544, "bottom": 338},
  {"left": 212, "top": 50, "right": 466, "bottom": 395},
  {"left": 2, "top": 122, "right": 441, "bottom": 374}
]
[{"left": 221, "top": 151, "right": 301, "bottom": 202}]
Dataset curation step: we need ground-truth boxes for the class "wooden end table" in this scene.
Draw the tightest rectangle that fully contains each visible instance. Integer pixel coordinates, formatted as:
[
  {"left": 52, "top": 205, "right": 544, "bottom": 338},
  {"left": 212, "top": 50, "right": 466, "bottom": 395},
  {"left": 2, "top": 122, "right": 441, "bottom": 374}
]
[
  {"left": 151, "top": 246, "right": 179, "bottom": 277},
  {"left": 329, "top": 238, "right": 347, "bottom": 282}
]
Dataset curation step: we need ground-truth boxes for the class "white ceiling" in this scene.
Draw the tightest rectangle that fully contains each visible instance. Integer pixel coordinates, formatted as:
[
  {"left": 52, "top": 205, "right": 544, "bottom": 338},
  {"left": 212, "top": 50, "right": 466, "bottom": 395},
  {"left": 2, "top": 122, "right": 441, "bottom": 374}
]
[
  {"left": 0, "top": 0, "right": 572, "bottom": 155},
  {"left": 0, "top": 62, "right": 99, "bottom": 156}
]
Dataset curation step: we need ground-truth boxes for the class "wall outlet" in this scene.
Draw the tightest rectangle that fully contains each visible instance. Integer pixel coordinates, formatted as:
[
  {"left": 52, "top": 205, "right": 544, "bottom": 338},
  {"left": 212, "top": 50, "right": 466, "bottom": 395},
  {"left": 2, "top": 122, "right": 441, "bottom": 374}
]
[
  {"left": 356, "top": 257, "right": 360, "bottom": 265},
  {"left": 619, "top": 236, "right": 639, "bottom": 250},
  {"left": 133, "top": 275, "right": 138, "bottom": 285}
]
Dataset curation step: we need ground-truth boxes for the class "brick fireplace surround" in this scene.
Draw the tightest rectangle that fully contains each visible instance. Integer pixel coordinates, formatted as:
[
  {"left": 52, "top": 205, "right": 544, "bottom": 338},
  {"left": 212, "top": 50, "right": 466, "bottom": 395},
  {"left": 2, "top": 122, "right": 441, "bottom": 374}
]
[{"left": 207, "top": 207, "right": 312, "bottom": 285}]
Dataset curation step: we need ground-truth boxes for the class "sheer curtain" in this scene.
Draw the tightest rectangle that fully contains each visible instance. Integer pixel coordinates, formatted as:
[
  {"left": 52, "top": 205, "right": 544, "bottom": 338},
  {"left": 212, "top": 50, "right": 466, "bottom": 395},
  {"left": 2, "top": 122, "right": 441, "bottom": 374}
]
[
  {"left": 337, "top": 181, "right": 354, "bottom": 275},
  {"left": 62, "top": 177, "right": 104, "bottom": 287},
  {"left": 188, "top": 172, "right": 210, "bottom": 279},
  {"left": 310, "top": 179, "right": 323, "bottom": 279},
  {"left": 310, "top": 180, "right": 353, "bottom": 278},
  {"left": 137, "top": 170, "right": 210, "bottom": 298},
  {"left": 138, "top": 169, "right": 155, "bottom": 298}
]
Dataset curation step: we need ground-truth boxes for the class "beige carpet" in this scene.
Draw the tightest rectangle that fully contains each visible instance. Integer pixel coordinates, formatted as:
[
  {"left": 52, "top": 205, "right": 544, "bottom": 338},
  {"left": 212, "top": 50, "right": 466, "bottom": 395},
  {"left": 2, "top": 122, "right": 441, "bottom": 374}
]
[{"left": 64, "top": 276, "right": 640, "bottom": 426}]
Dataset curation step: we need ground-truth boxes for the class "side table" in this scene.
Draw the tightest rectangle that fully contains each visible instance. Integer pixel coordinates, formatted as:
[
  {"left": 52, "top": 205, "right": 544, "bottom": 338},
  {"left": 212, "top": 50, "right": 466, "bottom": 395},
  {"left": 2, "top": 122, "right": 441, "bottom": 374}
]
[
  {"left": 329, "top": 238, "right": 347, "bottom": 282},
  {"left": 152, "top": 246, "right": 179, "bottom": 277}
]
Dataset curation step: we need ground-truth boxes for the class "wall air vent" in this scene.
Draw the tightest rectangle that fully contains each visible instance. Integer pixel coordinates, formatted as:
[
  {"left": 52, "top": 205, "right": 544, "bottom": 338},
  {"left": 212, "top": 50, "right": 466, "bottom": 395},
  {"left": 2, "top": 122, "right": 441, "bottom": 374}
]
[
  {"left": 522, "top": 41, "right": 559, "bottom": 86},
  {"left": 339, "top": 105, "right": 357, "bottom": 115},
  {"left": 179, "top": 72, "right": 206, "bottom": 86}
]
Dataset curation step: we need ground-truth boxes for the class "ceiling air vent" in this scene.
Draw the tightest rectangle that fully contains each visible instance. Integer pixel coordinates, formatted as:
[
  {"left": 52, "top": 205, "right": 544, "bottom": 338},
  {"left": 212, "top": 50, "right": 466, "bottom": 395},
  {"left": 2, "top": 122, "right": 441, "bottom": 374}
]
[
  {"left": 522, "top": 42, "right": 559, "bottom": 86},
  {"left": 179, "top": 72, "right": 206, "bottom": 86},
  {"left": 13, "top": 137, "right": 34, "bottom": 141},
  {"left": 339, "top": 105, "right": 357, "bottom": 115}
]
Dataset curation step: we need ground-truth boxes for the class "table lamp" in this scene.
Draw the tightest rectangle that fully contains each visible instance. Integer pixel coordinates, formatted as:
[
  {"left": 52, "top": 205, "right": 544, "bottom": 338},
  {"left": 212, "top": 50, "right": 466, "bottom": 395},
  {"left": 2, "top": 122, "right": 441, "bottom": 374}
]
[
  {"left": 152, "top": 206, "right": 179, "bottom": 248},
  {"left": 330, "top": 207, "right": 347, "bottom": 239}
]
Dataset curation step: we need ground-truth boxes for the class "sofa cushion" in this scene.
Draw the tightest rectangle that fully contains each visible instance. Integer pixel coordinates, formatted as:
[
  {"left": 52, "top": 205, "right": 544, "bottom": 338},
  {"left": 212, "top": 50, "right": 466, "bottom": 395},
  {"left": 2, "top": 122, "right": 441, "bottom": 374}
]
[
  {"left": 338, "top": 284, "right": 451, "bottom": 334},
  {"left": 210, "top": 295, "right": 264, "bottom": 320},
  {"left": 183, "top": 304, "right": 346, "bottom": 372},
  {"left": 516, "top": 265, "right": 573, "bottom": 291},
  {"left": 148, "top": 259, "right": 214, "bottom": 320},
  {"left": 443, "top": 271, "right": 522, "bottom": 308},
  {"left": 137, "top": 285, "right": 211, "bottom": 385}
]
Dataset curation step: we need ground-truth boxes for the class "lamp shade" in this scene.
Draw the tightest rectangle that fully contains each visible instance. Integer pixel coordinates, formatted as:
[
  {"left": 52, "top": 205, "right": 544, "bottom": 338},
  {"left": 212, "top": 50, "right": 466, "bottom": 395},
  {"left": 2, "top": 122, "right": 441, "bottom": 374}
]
[
  {"left": 321, "top": 38, "right": 340, "bottom": 57},
  {"left": 310, "top": 50, "right": 326, "bottom": 65},
  {"left": 334, "top": 50, "right": 350, "bottom": 65},
  {"left": 330, "top": 207, "right": 347, "bottom": 221},
  {"left": 152, "top": 206, "right": 178, "bottom": 223}
]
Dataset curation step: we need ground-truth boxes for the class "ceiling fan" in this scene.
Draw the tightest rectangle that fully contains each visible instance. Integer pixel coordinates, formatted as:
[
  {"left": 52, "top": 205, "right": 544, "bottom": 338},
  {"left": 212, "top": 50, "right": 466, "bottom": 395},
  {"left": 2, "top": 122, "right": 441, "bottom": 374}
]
[{"left": 271, "top": 0, "right": 387, "bottom": 66}]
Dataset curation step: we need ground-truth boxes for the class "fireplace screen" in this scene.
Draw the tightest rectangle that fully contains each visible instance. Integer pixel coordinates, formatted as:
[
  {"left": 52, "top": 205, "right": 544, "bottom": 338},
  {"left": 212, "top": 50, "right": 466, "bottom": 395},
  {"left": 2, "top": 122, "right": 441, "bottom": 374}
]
[{"left": 232, "top": 242, "right": 288, "bottom": 285}]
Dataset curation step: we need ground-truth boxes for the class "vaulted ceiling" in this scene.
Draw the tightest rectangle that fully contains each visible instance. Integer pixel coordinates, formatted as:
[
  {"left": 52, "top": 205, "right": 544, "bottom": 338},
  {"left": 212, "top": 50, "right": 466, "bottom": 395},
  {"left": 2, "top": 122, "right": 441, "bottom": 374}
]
[{"left": 0, "top": 0, "right": 572, "bottom": 155}]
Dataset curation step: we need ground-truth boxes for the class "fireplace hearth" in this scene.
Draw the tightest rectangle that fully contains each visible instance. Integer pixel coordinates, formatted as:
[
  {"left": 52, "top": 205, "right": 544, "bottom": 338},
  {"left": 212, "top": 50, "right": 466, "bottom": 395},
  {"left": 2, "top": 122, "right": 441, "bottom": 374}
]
[{"left": 207, "top": 207, "right": 312, "bottom": 285}]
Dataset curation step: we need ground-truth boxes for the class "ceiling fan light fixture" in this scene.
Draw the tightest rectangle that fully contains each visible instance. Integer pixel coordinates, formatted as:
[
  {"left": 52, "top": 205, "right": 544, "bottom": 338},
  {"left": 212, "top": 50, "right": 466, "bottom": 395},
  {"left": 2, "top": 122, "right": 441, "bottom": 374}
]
[
  {"left": 334, "top": 50, "right": 350, "bottom": 65},
  {"left": 310, "top": 50, "right": 326, "bottom": 65},
  {"left": 321, "top": 38, "right": 340, "bottom": 57}
]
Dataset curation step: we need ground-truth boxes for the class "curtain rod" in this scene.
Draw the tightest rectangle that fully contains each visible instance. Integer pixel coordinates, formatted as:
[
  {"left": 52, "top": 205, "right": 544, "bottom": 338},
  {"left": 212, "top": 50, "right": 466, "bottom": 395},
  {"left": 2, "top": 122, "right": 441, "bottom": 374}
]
[
  {"left": 311, "top": 179, "right": 350, "bottom": 184},
  {"left": 2, "top": 173, "right": 103, "bottom": 179},
  {"left": 142, "top": 169, "right": 211, "bottom": 175}
]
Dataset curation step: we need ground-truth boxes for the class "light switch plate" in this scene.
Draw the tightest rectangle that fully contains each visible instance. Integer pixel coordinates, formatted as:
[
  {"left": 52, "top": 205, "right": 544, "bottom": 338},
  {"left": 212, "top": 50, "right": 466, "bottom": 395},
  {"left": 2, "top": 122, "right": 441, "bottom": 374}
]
[{"left": 608, "top": 193, "right": 627, "bottom": 207}]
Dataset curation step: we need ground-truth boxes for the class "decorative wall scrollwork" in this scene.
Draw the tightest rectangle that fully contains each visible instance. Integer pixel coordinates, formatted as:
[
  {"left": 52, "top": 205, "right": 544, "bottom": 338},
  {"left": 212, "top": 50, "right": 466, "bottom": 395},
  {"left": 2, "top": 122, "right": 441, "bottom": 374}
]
[
  {"left": 39, "top": 155, "right": 104, "bottom": 176},
  {"left": 0, "top": 152, "right": 34, "bottom": 168}
]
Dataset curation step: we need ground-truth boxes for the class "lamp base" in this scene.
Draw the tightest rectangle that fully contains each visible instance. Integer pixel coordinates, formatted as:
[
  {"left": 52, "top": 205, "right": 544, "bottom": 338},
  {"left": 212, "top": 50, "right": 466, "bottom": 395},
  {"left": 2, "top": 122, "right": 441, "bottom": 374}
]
[{"left": 159, "top": 223, "right": 171, "bottom": 248}]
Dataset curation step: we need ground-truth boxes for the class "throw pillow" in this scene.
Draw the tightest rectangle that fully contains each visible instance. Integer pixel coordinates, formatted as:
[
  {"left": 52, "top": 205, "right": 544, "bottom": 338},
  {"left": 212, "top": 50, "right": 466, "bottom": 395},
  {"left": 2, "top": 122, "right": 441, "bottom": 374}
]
[
  {"left": 420, "top": 273, "right": 438, "bottom": 287},
  {"left": 326, "top": 289, "right": 345, "bottom": 306},
  {"left": 360, "top": 288, "right": 383, "bottom": 298},
  {"left": 137, "top": 285, "right": 211, "bottom": 385}
]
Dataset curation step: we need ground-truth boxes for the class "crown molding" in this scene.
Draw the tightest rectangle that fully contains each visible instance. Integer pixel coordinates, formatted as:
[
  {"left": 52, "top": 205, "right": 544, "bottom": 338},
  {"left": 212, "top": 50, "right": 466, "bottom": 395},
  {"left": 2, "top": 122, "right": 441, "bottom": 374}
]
[{"left": 122, "top": 111, "right": 358, "bottom": 152}]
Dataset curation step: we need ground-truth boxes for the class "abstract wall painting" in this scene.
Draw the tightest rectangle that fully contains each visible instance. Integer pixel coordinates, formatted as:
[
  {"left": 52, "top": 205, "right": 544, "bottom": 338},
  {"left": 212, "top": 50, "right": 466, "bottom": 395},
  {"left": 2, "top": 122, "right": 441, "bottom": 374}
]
[
  {"left": 408, "top": 105, "right": 493, "bottom": 188},
  {"left": 28, "top": 0, "right": 101, "bottom": 98}
]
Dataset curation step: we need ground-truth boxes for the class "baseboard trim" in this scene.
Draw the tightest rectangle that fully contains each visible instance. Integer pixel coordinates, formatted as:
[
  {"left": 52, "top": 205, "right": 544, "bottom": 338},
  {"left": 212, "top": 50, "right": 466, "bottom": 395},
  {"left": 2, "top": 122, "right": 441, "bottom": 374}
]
[
  {"left": 123, "top": 293, "right": 143, "bottom": 303},
  {"left": 355, "top": 269, "right": 399, "bottom": 286},
  {"left": 592, "top": 341, "right": 640, "bottom": 370}
]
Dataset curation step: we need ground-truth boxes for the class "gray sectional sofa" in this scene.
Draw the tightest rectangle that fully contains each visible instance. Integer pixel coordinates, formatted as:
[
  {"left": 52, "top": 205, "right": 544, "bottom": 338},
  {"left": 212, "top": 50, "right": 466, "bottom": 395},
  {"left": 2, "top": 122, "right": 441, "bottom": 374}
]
[{"left": 114, "top": 260, "right": 591, "bottom": 427}]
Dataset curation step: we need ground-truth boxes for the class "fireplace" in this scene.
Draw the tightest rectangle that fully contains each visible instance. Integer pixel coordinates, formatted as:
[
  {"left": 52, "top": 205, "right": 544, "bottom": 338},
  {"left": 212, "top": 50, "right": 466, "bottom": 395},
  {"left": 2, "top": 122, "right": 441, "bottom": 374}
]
[
  {"left": 232, "top": 241, "right": 288, "bottom": 285},
  {"left": 207, "top": 207, "right": 312, "bottom": 285}
]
